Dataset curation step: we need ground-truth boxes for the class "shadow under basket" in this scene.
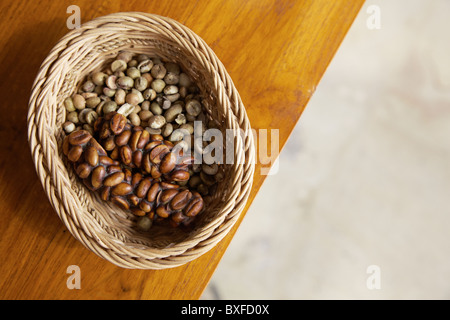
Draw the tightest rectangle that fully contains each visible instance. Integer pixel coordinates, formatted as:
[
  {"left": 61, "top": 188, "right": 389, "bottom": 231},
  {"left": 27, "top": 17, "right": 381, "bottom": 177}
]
[{"left": 27, "top": 12, "right": 255, "bottom": 269}]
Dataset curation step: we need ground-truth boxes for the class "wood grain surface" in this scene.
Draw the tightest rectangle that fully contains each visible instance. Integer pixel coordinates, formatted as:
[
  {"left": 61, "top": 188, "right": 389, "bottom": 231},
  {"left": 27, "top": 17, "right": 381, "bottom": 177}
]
[{"left": 0, "top": 0, "right": 364, "bottom": 299}]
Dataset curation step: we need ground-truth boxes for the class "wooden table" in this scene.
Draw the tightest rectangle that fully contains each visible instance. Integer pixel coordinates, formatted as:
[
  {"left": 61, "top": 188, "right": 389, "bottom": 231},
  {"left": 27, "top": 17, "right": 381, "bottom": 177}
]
[{"left": 0, "top": 0, "right": 364, "bottom": 299}]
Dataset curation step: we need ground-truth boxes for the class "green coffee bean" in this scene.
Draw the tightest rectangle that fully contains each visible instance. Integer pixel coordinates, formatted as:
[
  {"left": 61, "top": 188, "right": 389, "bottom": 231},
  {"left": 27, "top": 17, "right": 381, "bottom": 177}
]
[{"left": 64, "top": 97, "right": 75, "bottom": 112}]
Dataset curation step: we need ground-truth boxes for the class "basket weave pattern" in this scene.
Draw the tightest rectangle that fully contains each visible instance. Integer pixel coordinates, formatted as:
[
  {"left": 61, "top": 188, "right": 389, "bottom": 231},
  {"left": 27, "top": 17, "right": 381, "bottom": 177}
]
[{"left": 27, "top": 12, "right": 255, "bottom": 269}]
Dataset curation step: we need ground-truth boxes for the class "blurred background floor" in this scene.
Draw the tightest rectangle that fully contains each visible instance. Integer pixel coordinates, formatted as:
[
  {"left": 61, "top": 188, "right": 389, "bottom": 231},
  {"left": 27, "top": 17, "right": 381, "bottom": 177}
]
[{"left": 202, "top": 0, "right": 450, "bottom": 299}]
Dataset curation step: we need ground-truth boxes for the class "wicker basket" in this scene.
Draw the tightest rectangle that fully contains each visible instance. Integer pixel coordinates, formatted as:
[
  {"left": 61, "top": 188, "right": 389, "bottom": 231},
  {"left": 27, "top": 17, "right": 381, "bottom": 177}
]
[{"left": 27, "top": 12, "right": 255, "bottom": 269}]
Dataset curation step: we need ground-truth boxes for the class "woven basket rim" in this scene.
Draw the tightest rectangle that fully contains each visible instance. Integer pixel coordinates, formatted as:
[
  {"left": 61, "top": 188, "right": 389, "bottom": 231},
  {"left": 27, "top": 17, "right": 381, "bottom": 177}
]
[{"left": 27, "top": 12, "right": 255, "bottom": 269}]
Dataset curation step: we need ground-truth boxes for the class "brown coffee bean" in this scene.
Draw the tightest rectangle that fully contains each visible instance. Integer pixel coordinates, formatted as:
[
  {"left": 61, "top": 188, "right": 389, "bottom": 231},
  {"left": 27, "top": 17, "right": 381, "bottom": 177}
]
[
  {"left": 147, "top": 182, "right": 160, "bottom": 202},
  {"left": 103, "top": 172, "right": 125, "bottom": 187},
  {"left": 67, "top": 145, "right": 83, "bottom": 162},
  {"left": 136, "top": 178, "right": 152, "bottom": 198},
  {"left": 124, "top": 168, "right": 132, "bottom": 184},
  {"left": 110, "top": 147, "right": 119, "bottom": 160},
  {"left": 98, "top": 156, "right": 119, "bottom": 166},
  {"left": 110, "top": 113, "right": 127, "bottom": 135},
  {"left": 120, "top": 145, "right": 132, "bottom": 166},
  {"left": 170, "top": 190, "right": 192, "bottom": 211},
  {"left": 160, "top": 152, "right": 177, "bottom": 174},
  {"left": 111, "top": 195, "right": 130, "bottom": 210},
  {"left": 131, "top": 207, "right": 146, "bottom": 217},
  {"left": 149, "top": 144, "right": 170, "bottom": 164},
  {"left": 137, "top": 129, "right": 150, "bottom": 149},
  {"left": 89, "top": 138, "right": 107, "bottom": 156},
  {"left": 129, "top": 130, "right": 142, "bottom": 151},
  {"left": 100, "top": 186, "right": 111, "bottom": 201},
  {"left": 159, "top": 189, "right": 179, "bottom": 204},
  {"left": 131, "top": 172, "right": 143, "bottom": 189},
  {"left": 68, "top": 130, "right": 91, "bottom": 146},
  {"left": 76, "top": 163, "right": 92, "bottom": 179},
  {"left": 62, "top": 137, "right": 70, "bottom": 156},
  {"left": 167, "top": 170, "right": 190, "bottom": 182},
  {"left": 132, "top": 150, "right": 143, "bottom": 168},
  {"left": 103, "top": 136, "right": 116, "bottom": 151},
  {"left": 144, "top": 140, "right": 163, "bottom": 151},
  {"left": 106, "top": 165, "right": 122, "bottom": 174},
  {"left": 111, "top": 182, "right": 133, "bottom": 196},
  {"left": 141, "top": 153, "right": 152, "bottom": 174},
  {"left": 184, "top": 196, "right": 204, "bottom": 217},
  {"left": 139, "top": 200, "right": 152, "bottom": 213},
  {"left": 171, "top": 212, "right": 185, "bottom": 224},
  {"left": 115, "top": 129, "right": 132, "bottom": 146},
  {"left": 150, "top": 166, "right": 162, "bottom": 179},
  {"left": 156, "top": 205, "right": 170, "bottom": 218},
  {"left": 91, "top": 166, "right": 106, "bottom": 189}
]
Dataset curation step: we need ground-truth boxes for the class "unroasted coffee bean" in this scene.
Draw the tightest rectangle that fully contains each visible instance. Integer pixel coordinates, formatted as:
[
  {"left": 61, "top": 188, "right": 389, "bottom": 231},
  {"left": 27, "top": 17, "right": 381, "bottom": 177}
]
[
  {"left": 151, "top": 79, "right": 166, "bottom": 93},
  {"left": 103, "top": 101, "right": 118, "bottom": 114},
  {"left": 63, "top": 121, "right": 76, "bottom": 134},
  {"left": 82, "top": 80, "right": 95, "bottom": 92},
  {"left": 92, "top": 72, "right": 107, "bottom": 86},
  {"left": 151, "top": 64, "right": 167, "bottom": 79},
  {"left": 137, "top": 59, "right": 153, "bottom": 73},
  {"left": 134, "top": 76, "right": 148, "bottom": 91},
  {"left": 105, "top": 75, "right": 118, "bottom": 89},
  {"left": 127, "top": 67, "right": 141, "bottom": 79},
  {"left": 129, "top": 112, "right": 141, "bottom": 126},
  {"left": 64, "top": 97, "right": 75, "bottom": 112},
  {"left": 117, "top": 76, "right": 134, "bottom": 90},
  {"left": 150, "top": 102, "right": 163, "bottom": 115},
  {"left": 117, "top": 103, "right": 135, "bottom": 117},
  {"left": 202, "top": 163, "right": 218, "bottom": 175},
  {"left": 136, "top": 216, "right": 152, "bottom": 231},
  {"left": 72, "top": 94, "right": 86, "bottom": 110},
  {"left": 143, "top": 88, "right": 156, "bottom": 101},
  {"left": 178, "top": 73, "right": 191, "bottom": 87},
  {"left": 148, "top": 115, "right": 166, "bottom": 129},
  {"left": 163, "top": 85, "right": 178, "bottom": 95},
  {"left": 185, "top": 99, "right": 202, "bottom": 116},
  {"left": 164, "top": 104, "right": 183, "bottom": 122},
  {"left": 111, "top": 60, "right": 127, "bottom": 73}
]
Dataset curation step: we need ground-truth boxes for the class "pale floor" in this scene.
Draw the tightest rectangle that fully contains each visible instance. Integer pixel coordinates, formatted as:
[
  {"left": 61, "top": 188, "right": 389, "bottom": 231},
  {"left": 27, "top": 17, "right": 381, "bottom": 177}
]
[{"left": 202, "top": 0, "right": 450, "bottom": 300}]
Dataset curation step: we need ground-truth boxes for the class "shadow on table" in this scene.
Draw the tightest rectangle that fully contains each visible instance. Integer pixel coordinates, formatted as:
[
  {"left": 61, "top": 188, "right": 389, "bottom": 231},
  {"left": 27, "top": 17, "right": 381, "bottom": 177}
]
[{"left": 0, "top": 18, "right": 68, "bottom": 240}]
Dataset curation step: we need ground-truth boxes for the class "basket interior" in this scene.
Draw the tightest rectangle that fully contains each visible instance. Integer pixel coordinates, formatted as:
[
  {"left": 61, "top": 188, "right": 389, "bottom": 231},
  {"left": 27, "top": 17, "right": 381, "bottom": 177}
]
[{"left": 53, "top": 29, "right": 244, "bottom": 252}]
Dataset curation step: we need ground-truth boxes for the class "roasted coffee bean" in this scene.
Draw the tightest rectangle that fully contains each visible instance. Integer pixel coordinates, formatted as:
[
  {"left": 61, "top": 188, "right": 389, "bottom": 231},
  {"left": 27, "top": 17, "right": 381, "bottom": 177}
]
[
  {"left": 111, "top": 195, "right": 130, "bottom": 210},
  {"left": 115, "top": 129, "right": 132, "bottom": 146},
  {"left": 120, "top": 145, "right": 132, "bottom": 166},
  {"left": 110, "top": 113, "right": 127, "bottom": 135},
  {"left": 160, "top": 188, "right": 179, "bottom": 203},
  {"left": 68, "top": 130, "right": 91, "bottom": 146},
  {"left": 167, "top": 170, "right": 190, "bottom": 182},
  {"left": 85, "top": 145, "right": 99, "bottom": 167},
  {"left": 184, "top": 195, "right": 204, "bottom": 217},
  {"left": 136, "top": 178, "right": 152, "bottom": 198},
  {"left": 149, "top": 144, "right": 170, "bottom": 164},
  {"left": 170, "top": 190, "right": 192, "bottom": 210},
  {"left": 67, "top": 145, "right": 83, "bottom": 162},
  {"left": 76, "top": 163, "right": 92, "bottom": 179},
  {"left": 103, "top": 172, "right": 125, "bottom": 187},
  {"left": 111, "top": 182, "right": 133, "bottom": 196},
  {"left": 156, "top": 205, "right": 170, "bottom": 218},
  {"left": 160, "top": 152, "right": 177, "bottom": 174},
  {"left": 132, "top": 150, "right": 143, "bottom": 168},
  {"left": 91, "top": 166, "right": 106, "bottom": 189}
]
